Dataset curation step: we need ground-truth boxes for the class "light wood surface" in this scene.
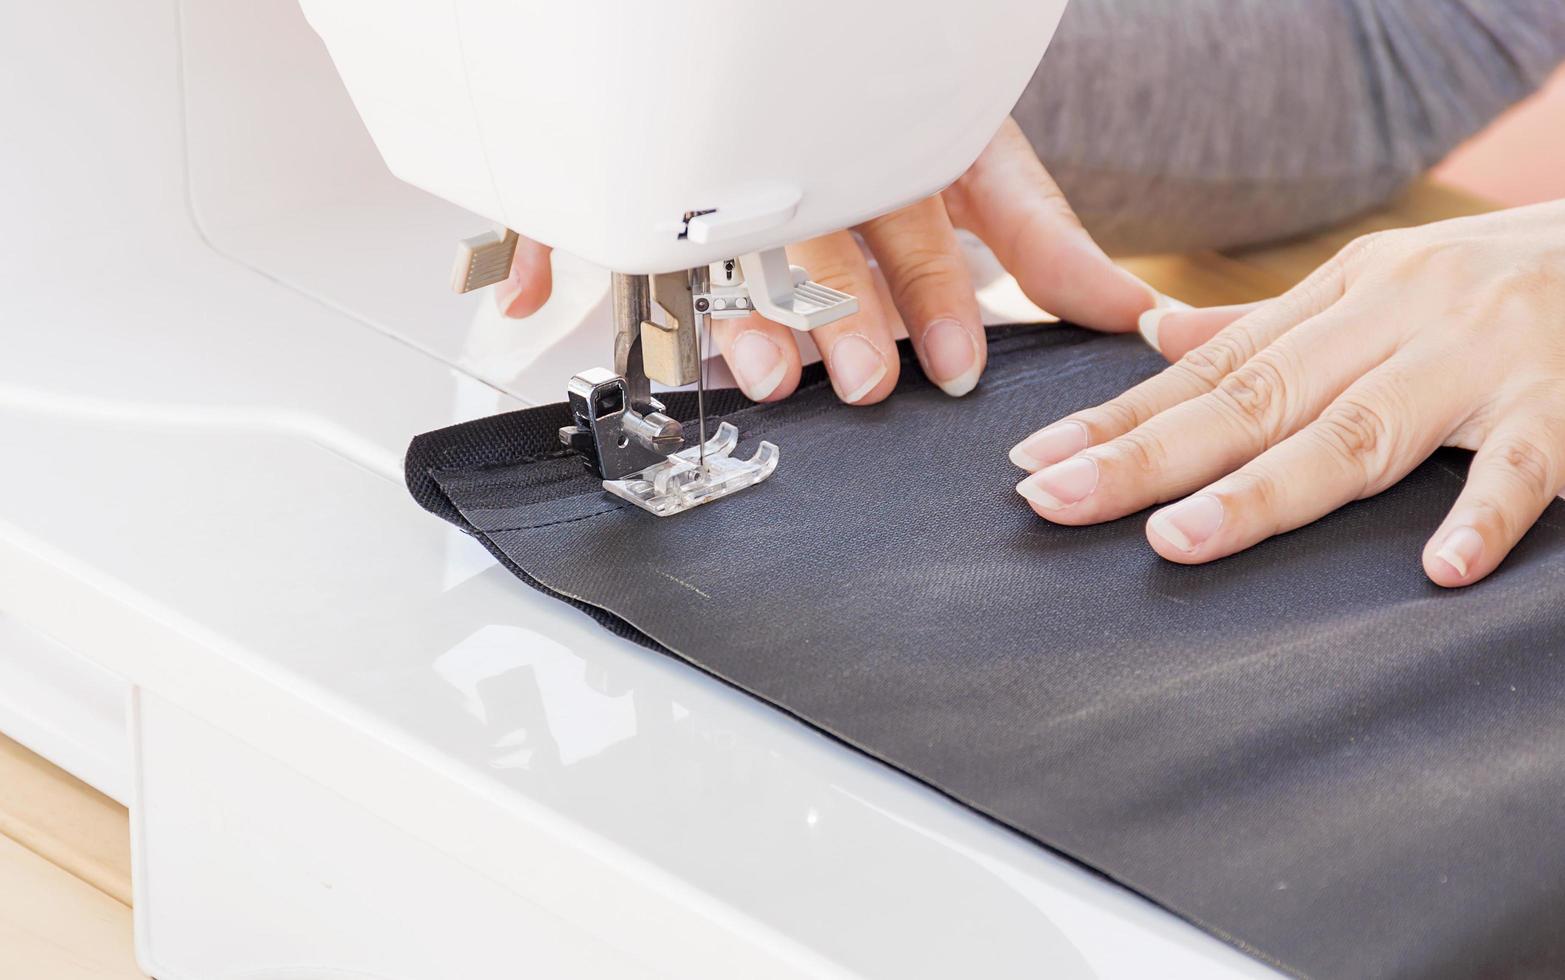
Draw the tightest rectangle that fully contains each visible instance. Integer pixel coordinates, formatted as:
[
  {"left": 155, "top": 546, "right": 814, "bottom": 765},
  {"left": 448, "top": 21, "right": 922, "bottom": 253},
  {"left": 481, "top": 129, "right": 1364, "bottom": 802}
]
[
  {"left": 0, "top": 834, "right": 145, "bottom": 980},
  {"left": 0, "top": 735, "right": 145, "bottom": 979},
  {"left": 1124, "top": 181, "right": 1494, "bottom": 306},
  {"left": 0, "top": 735, "right": 133, "bottom": 906},
  {"left": 0, "top": 180, "right": 1491, "bottom": 980}
]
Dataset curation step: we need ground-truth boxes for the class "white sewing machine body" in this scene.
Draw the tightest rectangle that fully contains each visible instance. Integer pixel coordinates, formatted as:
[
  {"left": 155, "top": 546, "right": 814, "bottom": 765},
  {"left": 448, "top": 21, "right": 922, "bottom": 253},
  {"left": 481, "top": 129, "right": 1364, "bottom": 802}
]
[
  {"left": 0, "top": 0, "right": 1271, "bottom": 976},
  {"left": 300, "top": 0, "right": 1060, "bottom": 273},
  {"left": 303, "top": 0, "right": 1075, "bottom": 506}
]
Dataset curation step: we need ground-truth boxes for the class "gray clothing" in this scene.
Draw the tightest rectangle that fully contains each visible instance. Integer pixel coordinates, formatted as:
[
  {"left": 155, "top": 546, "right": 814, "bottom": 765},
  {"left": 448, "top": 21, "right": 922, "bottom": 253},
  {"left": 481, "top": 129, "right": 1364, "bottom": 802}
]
[{"left": 1016, "top": 0, "right": 1565, "bottom": 254}]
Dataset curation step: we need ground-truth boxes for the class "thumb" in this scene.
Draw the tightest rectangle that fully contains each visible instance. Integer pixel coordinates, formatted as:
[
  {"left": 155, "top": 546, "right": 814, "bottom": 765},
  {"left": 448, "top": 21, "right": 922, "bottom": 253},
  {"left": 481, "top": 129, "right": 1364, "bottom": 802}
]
[
  {"left": 945, "top": 117, "right": 1156, "bottom": 333},
  {"left": 1138, "top": 301, "right": 1266, "bottom": 361}
]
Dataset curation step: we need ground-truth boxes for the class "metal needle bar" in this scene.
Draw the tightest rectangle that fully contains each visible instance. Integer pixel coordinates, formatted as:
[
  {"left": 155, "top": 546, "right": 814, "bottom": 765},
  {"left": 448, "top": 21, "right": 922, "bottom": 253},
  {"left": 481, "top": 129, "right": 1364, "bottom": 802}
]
[
  {"left": 691, "top": 265, "right": 710, "bottom": 470},
  {"left": 611, "top": 272, "right": 653, "bottom": 411}
]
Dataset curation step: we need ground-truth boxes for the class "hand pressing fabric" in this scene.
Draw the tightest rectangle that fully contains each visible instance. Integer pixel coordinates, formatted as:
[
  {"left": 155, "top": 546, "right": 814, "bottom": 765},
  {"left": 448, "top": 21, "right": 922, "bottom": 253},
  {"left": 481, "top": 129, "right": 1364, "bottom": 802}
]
[
  {"left": 1011, "top": 201, "right": 1565, "bottom": 588},
  {"left": 497, "top": 118, "right": 1155, "bottom": 406}
]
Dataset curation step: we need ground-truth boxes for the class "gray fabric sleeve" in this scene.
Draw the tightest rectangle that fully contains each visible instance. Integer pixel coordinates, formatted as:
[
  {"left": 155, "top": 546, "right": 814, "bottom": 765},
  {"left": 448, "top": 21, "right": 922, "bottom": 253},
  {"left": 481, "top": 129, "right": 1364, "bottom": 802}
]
[{"left": 1013, "top": 0, "right": 1565, "bottom": 254}]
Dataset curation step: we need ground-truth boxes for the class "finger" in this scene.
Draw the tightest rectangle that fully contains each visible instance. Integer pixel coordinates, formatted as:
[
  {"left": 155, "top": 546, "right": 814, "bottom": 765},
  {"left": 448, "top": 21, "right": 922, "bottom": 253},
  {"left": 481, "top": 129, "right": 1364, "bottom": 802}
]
[
  {"left": 1139, "top": 357, "right": 1466, "bottom": 564},
  {"left": 1018, "top": 298, "right": 1400, "bottom": 525},
  {"left": 944, "top": 117, "right": 1153, "bottom": 333},
  {"left": 788, "top": 231, "right": 901, "bottom": 405},
  {"left": 858, "top": 197, "right": 985, "bottom": 396},
  {"left": 1140, "top": 302, "right": 1265, "bottom": 361},
  {"left": 1423, "top": 411, "right": 1565, "bottom": 587},
  {"left": 710, "top": 313, "right": 804, "bottom": 403},
  {"left": 497, "top": 236, "right": 555, "bottom": 318},
  {"left": 1008, "top": 246, "right": 1355, "bottom": 471}
]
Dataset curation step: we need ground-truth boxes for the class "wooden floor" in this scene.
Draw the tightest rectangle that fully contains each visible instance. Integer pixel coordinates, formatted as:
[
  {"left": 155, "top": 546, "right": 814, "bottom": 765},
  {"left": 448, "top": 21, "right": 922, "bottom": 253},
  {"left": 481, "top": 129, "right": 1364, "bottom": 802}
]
[
  {"left": 0, "top": 734, "right": 144, "bottom": 979},
  {"left": 0, "top": 181, "right": 1486, "bottom": 980}
]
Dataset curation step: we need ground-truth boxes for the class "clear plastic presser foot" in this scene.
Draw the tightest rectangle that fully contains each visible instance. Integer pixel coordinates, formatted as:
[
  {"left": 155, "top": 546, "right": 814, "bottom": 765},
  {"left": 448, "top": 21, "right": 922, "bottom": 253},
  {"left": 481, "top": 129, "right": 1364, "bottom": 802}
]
[{"left": 603, "top": 422, "right": 778, "bottom": 517}]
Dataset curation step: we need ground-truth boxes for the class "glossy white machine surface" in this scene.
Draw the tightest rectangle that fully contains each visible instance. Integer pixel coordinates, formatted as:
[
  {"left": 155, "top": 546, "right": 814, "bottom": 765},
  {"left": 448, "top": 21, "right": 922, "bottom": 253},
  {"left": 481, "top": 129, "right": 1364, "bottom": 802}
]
[
  {"left": 301, "top": 0, "right": 1067, "bottom": 273},
  {"left": 0, "top": 0, "right": 1272, "bottom": 976}
]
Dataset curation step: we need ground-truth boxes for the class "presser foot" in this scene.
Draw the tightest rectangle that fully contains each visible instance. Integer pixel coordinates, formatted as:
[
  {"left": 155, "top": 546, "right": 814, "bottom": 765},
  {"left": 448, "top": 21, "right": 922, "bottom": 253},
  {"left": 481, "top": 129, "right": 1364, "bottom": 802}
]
[{"left": 604, "top": 422, "right": 778, "bottom": 517}]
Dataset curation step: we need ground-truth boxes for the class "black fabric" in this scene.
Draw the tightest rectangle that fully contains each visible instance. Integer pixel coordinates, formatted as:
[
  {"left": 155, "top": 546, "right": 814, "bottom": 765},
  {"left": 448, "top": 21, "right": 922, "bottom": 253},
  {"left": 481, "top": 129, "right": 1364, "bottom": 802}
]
[{"left": 407, "top": 325, "right": 1565, "bottom": 979}]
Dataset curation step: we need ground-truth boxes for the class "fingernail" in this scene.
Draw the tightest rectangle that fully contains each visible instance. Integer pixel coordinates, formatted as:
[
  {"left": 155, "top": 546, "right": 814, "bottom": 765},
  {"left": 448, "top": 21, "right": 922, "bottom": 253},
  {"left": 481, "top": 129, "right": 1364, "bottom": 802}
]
[
  {"left": 921, "top": 318, "right": 980, "bottom": 397},
  {"left": 1435, "top": 526, "right": 1483, "bottom": 579},
  {"left": 729, "top": 329, "right": 788, "bottom": 401},
  {"left": 1148, "top": 494, "right": 1225, "bottom": 552},
  {"left": 1138, "top": 306, "right": 1172, "bottom": 352},
  {"left": 1009, "top": 421, "right": 1088, "bottom": 470},
  {"left": 1136, "top": 292, "right": 1185, "bottom": 348},
  {"left": 829, "top": 334, "right": 889, "bottom": 403},
  {"left": 1016, "top": 456, "right": 1098, "bottom": 510}
]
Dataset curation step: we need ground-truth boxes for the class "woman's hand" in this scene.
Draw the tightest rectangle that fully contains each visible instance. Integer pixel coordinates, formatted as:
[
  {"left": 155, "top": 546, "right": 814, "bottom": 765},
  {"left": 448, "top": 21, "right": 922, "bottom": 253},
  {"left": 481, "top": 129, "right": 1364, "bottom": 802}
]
[
  {"left": 1010, "top": 200, "right": 1565, "bottom": 588},
  {"left": 498, "top": 118, "right": 1156, "bottom": 405}
]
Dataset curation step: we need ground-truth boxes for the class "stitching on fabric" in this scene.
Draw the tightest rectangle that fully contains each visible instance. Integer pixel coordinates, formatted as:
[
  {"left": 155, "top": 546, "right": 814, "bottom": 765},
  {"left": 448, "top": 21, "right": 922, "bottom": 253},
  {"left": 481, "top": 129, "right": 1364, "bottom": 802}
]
[
  {"left": 481, "top": 502, "right": 631, "bottom": 532},
  {"left": 450, "top": 449, "right": 575, "bottom": 473}
]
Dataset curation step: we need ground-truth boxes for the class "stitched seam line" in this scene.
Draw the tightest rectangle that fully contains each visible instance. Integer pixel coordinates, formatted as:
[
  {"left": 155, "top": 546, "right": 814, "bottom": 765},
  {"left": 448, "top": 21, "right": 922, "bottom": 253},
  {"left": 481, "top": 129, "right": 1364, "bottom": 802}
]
[{"left": 480, "top": 503, "right": 631, "bottom": 532}]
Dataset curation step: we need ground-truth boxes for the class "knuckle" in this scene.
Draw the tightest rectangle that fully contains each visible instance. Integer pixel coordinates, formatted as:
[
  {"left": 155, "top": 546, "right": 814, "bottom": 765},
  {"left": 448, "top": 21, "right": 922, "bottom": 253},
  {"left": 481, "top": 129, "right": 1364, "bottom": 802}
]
[
  {"left": 1211, "top": 355, "right": 1294, "bottom": 442},
  {"left": 1328, "top": 231, "right": 1404, "bottom": 291},
  {"left": 1387, "top": 237, "right": 1479, "bottom": 281},
  {"left": 1313, "top": 396, "right": 1394, "bottom": 478},
  {"left": 1469, "top": 258, "right": 1565, "bottom": 330},
  {"left": 1220, "top": 469, "right": 1285, "bottom": 534},
  {"left": 805, "top": 257, "right": 864, "bottom": 294},
  {"left": 1507, "top": 255, "right": 1565, "bottom": 298},
  {"left": 1335, "top": 230, "right": 1391, "bottom": 269},
  {"left": 1174, "top": 330, "right": 1255, "bottom": 390},
  {"left": 1488, "top": 435, "right": 1556, "bottom": 502},
  {"left": 1106, "top": 428, "right": 1168, "bottom": 476},
  {"left": 885, "top": 247, "right": 964, "bottom": 306},
  {"left": 1086, "top": 394, "right": 1155, "bottom": 439}
]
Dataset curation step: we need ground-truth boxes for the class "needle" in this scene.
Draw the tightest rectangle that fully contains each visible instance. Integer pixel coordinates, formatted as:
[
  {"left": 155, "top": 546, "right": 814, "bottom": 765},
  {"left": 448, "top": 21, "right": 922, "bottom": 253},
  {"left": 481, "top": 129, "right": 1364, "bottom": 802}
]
[{"left": 692, "top": 266, "right": 710, "bottom": 471}]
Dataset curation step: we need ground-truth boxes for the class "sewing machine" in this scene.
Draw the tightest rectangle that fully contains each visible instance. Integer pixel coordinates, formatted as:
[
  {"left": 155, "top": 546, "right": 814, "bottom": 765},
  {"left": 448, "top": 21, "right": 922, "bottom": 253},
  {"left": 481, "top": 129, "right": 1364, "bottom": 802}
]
[
  {"left": 0, "top": 0, "right": 1275, "bottom": 976},
  {"left": 302, "top": 0, "right": 1056, "bottom": 513}
]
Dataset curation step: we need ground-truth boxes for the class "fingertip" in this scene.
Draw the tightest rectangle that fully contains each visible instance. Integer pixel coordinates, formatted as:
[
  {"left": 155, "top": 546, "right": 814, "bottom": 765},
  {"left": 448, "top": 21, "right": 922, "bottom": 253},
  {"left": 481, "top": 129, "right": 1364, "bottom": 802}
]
[
  {"left": 1059, "top": 252, "right": 1161, "bottom": 334},
  {"left": 1014, "top": 462, "right": 1101, "bottom": 525},
  {"left": 750, "top": 360, "right": 802, "bottom": 403},
  {"left": 1145, "top": 514, "right": 1202, "bottom": 564},
  {"left": 496, "top": 239, "right": 554, "bottom": 319},
  {"left": 1423, "top": 555, "right": 1473, "bottom": 589},
  {"left": 1424, "top": 525, "right": 1487, "bottom": 588},
  {"left": 910, "top": 316, "right": 984, "bottom": 397},
  {"left": 827, "top": 332, "right": 899, "bottom": 405},
  {"left": 1117, "top": 272, "right": 1164, "bottom": 328},
  {"left": 721, "top": 322, "right": 802, "bottom": 402},
  {"left": 1153, "top": 302, "right": 1266, "bottom": 361},
  {"left": 1008, "top": 444, "right": 1040, "bottom": 471},
  {"left": 1014, "top": 237, "right": 1160, "bottom": 335},
  {"left": 843, "top": 358, "right": 898, "bottom": 405},
  {"left": 935, "top": 349, "right": 983, "bottom": 398},
  {"left": 1137, "top": 306, "right": 1172, "bottom": 356},
  {"left": 497, "top": 279, "right": 550, "bottom": 319},
  {"left": 1016, "top": 482, "right": 1080, "bottom": 524},
  {"left": 1145, "top": 494, "right": 1226, "bottom": 564},
  {"left": 1009, "top": 420, "right": 1088, "bottom": 472},
  {"left": 1022, "top": 498, "right": 1054, "bottom": 521}
]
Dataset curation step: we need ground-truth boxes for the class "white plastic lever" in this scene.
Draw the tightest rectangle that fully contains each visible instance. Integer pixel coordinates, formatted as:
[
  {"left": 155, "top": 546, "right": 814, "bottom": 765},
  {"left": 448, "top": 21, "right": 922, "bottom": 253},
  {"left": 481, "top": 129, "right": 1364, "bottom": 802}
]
[
  {"left": 736, "top": 247, "right": 858, "bottom": 332},
  {"left": 685, "top": 187, "right": 802, "bottom": 245}
]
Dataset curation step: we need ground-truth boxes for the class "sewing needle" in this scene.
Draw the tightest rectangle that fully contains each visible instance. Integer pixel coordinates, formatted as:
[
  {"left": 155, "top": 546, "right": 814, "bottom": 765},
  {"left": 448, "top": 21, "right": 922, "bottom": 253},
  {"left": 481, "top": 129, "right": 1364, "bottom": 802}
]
[{"left": 692, "top": 266, "right": 710, "bottom": 471}]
